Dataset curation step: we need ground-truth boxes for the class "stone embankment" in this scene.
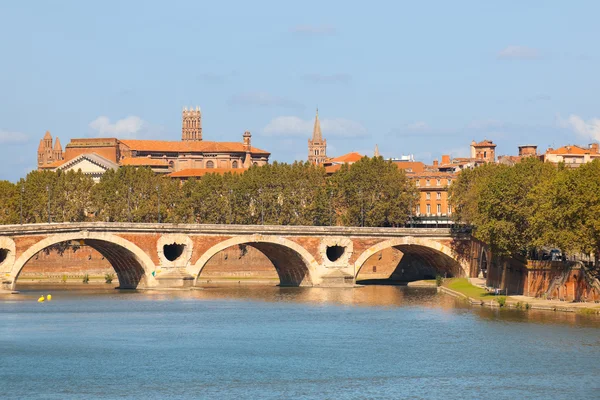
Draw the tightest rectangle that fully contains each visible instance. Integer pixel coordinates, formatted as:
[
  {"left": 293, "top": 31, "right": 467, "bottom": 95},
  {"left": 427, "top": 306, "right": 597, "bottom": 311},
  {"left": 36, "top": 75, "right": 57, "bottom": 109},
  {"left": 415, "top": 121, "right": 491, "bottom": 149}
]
[{"left": 439, "top": 279, "right": 600, "bottom": 314}]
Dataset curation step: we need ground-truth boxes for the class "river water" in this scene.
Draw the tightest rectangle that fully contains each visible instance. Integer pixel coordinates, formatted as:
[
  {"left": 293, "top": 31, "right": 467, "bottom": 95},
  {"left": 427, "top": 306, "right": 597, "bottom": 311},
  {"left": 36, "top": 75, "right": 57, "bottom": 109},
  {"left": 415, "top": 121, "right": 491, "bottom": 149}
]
[{"left": 1, "top": 285, "right": 599, "bottom": 399}]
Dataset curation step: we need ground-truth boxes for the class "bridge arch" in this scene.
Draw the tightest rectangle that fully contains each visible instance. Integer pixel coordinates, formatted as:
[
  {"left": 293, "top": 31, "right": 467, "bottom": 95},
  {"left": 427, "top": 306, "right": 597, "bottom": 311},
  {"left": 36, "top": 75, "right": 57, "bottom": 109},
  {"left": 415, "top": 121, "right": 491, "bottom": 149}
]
[
  {"left": 10, "top": 232, "right": 158, "bottom": 290},
  {"left": 354, "top": 236, "right": 469, "bottom": 279},
  {"left": 191, "top": 235, "right": 319, "bottom": 287}
]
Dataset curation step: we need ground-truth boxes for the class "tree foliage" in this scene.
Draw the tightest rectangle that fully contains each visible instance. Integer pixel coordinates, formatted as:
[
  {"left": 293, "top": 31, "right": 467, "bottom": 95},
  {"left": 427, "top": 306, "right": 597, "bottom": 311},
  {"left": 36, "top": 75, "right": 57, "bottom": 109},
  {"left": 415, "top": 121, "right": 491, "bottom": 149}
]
[
  {"left": 450, "top": 158, "right": 600, "bottom": 264},
  {"left": 0, "top": 158, "right": 418, "bottom": 228}
]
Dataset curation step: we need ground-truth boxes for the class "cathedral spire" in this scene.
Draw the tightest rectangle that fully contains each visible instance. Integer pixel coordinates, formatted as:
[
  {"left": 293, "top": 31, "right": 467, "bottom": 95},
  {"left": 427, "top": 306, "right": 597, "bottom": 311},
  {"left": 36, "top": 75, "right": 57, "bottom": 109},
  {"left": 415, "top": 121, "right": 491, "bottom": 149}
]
[
  {"left": 308, "top": 108, "right": 327, "bottom": 165},
  {"left": 312, "top": 108, "right": 322, "bottom": 142},
  {"left": 374, "top": 144, "right": 380, "bottom": 157}
]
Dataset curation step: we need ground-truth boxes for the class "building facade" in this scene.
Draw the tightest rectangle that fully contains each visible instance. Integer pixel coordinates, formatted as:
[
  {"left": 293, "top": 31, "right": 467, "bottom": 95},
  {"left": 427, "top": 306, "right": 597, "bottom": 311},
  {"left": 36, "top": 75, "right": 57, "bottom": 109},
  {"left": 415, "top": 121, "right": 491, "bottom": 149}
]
[{"left": 38, "top": 107, "right": 270, "bottom": 181}]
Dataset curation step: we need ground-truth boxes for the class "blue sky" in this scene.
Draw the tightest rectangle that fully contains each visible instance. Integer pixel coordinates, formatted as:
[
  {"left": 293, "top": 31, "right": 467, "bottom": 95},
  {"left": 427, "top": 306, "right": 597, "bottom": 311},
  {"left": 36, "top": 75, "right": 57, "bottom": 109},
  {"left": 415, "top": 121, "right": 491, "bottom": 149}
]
[{"left": 1, "top": 0, "right": 599, "bottom": 181}]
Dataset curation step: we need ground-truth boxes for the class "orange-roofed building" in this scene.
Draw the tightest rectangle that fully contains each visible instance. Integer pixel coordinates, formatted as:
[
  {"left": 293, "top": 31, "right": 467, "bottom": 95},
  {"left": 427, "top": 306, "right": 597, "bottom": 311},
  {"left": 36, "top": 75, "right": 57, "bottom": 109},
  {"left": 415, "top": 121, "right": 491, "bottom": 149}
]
[
  {"left": 321, "top": 151, "right": 365, "bottom": 175},
  {"left": 470, "top": 139, "right": 496, "bottom": 163},
  {"left": 36, "top": 107, "right": 271, "bottom": 179},
  {"left": 543, "top": 143, "right": 600, "bottom": 167}
]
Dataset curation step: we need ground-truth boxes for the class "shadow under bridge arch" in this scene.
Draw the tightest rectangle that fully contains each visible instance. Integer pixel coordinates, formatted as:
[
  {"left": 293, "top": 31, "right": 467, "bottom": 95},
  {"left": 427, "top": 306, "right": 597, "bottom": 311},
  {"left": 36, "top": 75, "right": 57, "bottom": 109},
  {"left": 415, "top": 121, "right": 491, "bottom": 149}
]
[
  {"left": 354, "top": 237, "right": 468, "bottom": 282},
  {"left": 11, "top": 232, "right": 157, "bottom": 290},
  {"left": 192, "top": 236, "right": 318, "bottom": 287}
]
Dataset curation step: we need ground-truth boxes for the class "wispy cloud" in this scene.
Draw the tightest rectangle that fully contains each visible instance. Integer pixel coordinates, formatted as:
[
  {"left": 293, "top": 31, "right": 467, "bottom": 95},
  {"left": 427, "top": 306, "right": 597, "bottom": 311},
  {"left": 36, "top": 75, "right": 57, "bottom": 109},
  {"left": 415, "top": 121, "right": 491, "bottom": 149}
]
[
  {"left": 263, "top": 116, "right": 367, "bottom": 138},
  {"left": 0, "top": 129, "right": 29, "bottom": 144},
  {"left": 406, "top": 121, "right": 429, "bottom": 131},
  {"left": 498, "top": 45, "right": 540, "bottom": 60},
  {"left": 290, "top": 24, "right": 336, "bottom": 35},
  {"left": 89, "top": 116, "right": 146, "bottom": 139},
  {"left": 467, "top": 119, "right": 506, "bottom": 130},
  {"left": 527, "top": 94, "right": 552, "bottom": 103},
  {"left": 558, "top": 114, "right": 600, "bottom": 142},
  {"left": 301, "top": 73, "right": 351, "bottom": 84},
  {"left": 229, "top": 92, "right": 303, "bottom": 109}
]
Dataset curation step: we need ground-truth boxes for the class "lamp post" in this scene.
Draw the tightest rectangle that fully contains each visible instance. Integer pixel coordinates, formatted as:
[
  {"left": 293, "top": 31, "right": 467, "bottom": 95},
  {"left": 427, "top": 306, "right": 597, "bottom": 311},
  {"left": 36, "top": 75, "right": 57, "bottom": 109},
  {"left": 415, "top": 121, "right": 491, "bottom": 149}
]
[
  {"left": 127, "top": 186, "right": 132, "bottom": 222},
  {"left": 20, "top": 184, "right": 24, "bottom": 224},
  {"left": 329, "top": 189, "right": 334, "bottom": 226},
  {"left": 156, "top": 185, "right": 161, "bottom": 223},
  {"left": 229, "top": 189, "right": 233, "bottom": 224},
  {"left": 359, "top": 189, "right": 365, "bottom": 227},
  {"left": 45, "top": 185, "right": 51, "bottom": 224},
  {"left": 258, "top": 188, "right": 264, "bottom": 225}
]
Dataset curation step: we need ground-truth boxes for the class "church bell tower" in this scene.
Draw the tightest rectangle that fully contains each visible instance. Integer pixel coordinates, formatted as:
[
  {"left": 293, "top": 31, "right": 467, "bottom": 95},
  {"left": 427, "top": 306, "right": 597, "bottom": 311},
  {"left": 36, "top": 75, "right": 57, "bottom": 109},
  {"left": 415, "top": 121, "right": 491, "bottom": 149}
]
[
  {"left": 182, "top": 106, "right": 202, "bottom": 141},
  {"left": 308, "top": 109, "right": 327, "bottom": 165}
]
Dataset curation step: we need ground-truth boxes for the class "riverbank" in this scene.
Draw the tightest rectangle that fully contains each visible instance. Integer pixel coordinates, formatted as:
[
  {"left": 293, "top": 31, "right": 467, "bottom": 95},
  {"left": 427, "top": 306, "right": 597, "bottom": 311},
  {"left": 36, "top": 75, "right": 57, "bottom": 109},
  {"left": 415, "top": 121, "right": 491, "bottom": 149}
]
[{"left": 440, "top": 278, "right": 600, "bottom": 314}]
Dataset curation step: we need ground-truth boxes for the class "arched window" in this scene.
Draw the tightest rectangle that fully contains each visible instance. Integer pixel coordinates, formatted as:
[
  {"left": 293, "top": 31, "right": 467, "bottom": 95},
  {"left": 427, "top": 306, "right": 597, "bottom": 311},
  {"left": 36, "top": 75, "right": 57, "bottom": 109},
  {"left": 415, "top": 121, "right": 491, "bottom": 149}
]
[
  {"left": 206, "top": 160, "right": 214, "bottom": 168},
  {"left": 253, "top": 162, "right": 258, "bottom": 166},
  {"left": 232, "top": 161, "right": 238, "bottom": 169}
]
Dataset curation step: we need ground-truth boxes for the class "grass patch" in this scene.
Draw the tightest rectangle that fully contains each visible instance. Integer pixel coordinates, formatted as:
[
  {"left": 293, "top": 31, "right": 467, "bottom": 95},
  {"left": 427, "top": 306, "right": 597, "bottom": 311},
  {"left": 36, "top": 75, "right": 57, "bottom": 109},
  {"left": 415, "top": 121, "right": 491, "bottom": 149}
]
[
  {"left": 444, "top": 278, "right": 504, "bottom": 302},
  {"left": 578, "top": 308, "right": 600, "bottom": 315}
]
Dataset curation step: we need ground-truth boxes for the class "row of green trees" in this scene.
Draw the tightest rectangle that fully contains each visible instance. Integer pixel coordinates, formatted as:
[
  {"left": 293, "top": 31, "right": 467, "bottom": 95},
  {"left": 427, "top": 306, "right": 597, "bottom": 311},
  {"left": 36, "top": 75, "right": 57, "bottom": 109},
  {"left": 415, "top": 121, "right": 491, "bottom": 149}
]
[
  {"left": 0, "top": 157, "right": 418, "bottom": 227},
  {"left": 449, "top": 158, "right": 600, "bottom": 264}
]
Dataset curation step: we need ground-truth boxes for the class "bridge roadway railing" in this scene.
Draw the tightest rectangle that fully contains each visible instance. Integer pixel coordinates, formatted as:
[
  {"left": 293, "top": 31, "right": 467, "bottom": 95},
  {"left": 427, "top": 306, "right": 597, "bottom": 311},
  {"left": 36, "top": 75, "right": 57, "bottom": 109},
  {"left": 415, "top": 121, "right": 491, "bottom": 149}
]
[{"left": 0, "top": 222, "right": 464, "bottom": 239}]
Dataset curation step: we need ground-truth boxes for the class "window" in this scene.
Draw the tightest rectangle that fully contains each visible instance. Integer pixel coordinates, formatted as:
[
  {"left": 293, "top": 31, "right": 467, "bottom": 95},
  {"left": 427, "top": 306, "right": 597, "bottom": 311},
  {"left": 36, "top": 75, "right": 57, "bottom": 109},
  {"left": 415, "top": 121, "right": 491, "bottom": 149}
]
[
  {"left": 426, "top": 179, "right": 430, "bottom": 186},
  {"left": 206, "top": 160, "right": 214, "bottom": 168},
  {"left": 232, "top": 161, "right": 238, "bottom": 169},
  {"left": 426, "top": 204, "right": 431, "bottom": 215},
  {"left": 426, "top": 192, "right": 431, "bottom": 200},
  {"left": 447, "top": 179, "right": 452, "bottom": 185},
  {"left": 448, "top": 205, "right": 452, "bottom": 215},
  {"left": 436, "top": 179, "right": 441, "bottom": 186},
  {"left": 416, "top": 205, "right": 420, "bottom": 214},
  {"left": 436, "top": 192, "right": 441, "bottom": 200},
  {"left": 415, "top": 180, "right": 420, "bottom": 187},
  {"left": 437, "top": 204, "right": 441, "bottom": 214}
]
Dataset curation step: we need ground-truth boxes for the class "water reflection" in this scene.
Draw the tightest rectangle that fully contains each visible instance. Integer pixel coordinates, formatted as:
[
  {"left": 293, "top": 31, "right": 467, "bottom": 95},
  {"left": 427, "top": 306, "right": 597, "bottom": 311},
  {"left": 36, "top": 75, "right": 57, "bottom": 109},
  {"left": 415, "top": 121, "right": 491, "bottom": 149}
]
[{"left": 8, "top": 284, "right": 600, "bottom": 327}]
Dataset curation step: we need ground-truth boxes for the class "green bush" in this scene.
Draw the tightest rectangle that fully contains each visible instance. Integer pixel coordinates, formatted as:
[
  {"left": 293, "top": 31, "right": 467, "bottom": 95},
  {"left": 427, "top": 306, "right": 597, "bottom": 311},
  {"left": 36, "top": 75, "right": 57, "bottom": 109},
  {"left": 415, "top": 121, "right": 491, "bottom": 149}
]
[
  {"left": 515, "top": 301, "right": 523, "bottom": 310},
  {"left": 82, "top": 274, "right": 89, "bottom": 284},
  {"left": 525, "top": 303, "right": 531, "bottom": 310},
  {"left": 496, "top": 296, "right": 506, "bottom": 307},
  {"left": 104, "top": 273, "right": 115, "bottom": 284},
  {"left": 61, "top": 275, "right": 67, "bottom": 284},
  {"left": 435, "top": 275, "right": 443, "bottom": 287}
]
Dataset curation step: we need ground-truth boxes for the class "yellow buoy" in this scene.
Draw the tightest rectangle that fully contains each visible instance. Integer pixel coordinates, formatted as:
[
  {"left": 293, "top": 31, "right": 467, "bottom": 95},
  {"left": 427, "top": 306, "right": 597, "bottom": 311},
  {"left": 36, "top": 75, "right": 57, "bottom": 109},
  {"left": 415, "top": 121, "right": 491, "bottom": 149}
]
[
  {"left": 47, "top": 294, "right": 52, "bottom": 301},
  {"left": 37, "top": 295, "right": 45, "bottom": 303}
]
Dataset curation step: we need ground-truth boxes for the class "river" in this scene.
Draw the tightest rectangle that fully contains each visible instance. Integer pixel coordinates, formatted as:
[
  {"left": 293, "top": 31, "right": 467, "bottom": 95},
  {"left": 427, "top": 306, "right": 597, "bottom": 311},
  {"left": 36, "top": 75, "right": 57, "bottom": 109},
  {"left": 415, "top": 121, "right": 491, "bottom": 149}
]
[{"left": 1, "top": 285, "right": 599, "bottom": 399}]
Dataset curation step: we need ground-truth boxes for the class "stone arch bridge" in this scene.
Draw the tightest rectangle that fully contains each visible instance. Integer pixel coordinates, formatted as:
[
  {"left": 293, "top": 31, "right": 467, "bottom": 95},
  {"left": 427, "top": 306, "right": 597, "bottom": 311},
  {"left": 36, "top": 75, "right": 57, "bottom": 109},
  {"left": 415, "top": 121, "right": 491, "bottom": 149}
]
[{"left": 0, "top": 223, "right": 482, "bottom": 292}]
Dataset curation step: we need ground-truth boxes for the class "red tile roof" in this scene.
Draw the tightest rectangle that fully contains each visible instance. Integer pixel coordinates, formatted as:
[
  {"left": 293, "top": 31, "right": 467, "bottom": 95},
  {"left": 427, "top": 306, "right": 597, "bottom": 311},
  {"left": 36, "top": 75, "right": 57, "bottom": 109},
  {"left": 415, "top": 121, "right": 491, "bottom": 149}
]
[
  {"left": 120, "top": 140, "right": 269, "bottom": 155},
  {"left": 327, "top": 152, "right": 365, "bottom": 163},
  {"left": 472, "top": 140, "right": 496, "bottom": 147},
  {"left": 39, "top": 160, "right": 66, "bottom": 169},
  {"left": 546, "top": 145, "right": 590, "bottom": 155}
]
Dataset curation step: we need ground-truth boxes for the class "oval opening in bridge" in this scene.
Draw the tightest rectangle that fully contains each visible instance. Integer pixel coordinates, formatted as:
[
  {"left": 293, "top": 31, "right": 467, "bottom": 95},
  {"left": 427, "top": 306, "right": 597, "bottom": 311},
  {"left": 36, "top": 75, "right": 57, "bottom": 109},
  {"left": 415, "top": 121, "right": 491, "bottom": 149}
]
[
  {"left": 163, "top": 243, "right": 186, "bottom": 262},
  {"left": 326, "top": 245, "right": 345, "bottom": 262},
  {"left": 0, "top": 248, "right": 8, "bottom": 264}
]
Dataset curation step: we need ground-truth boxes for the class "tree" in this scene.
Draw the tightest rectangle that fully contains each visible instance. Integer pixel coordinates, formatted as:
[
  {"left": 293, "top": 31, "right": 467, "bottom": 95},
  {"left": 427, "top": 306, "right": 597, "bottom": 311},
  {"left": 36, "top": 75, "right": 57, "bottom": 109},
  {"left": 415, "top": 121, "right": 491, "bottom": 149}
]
[{"left": 332, "top": 156, "right": 417, "bottom": 227}]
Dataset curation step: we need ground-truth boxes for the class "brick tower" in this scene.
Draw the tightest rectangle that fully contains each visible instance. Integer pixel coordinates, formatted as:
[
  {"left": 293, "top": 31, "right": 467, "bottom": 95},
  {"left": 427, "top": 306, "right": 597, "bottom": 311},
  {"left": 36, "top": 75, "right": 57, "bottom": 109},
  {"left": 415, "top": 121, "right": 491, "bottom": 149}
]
[
  {"left": 37, "top": 131, "right": 63, "bottom": 168},
  {"left": 308, "top": 109, "right": 327, "bottom": 165},
  {"left": 182, "top": 106, "right": 202, "bottom": 141}
]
